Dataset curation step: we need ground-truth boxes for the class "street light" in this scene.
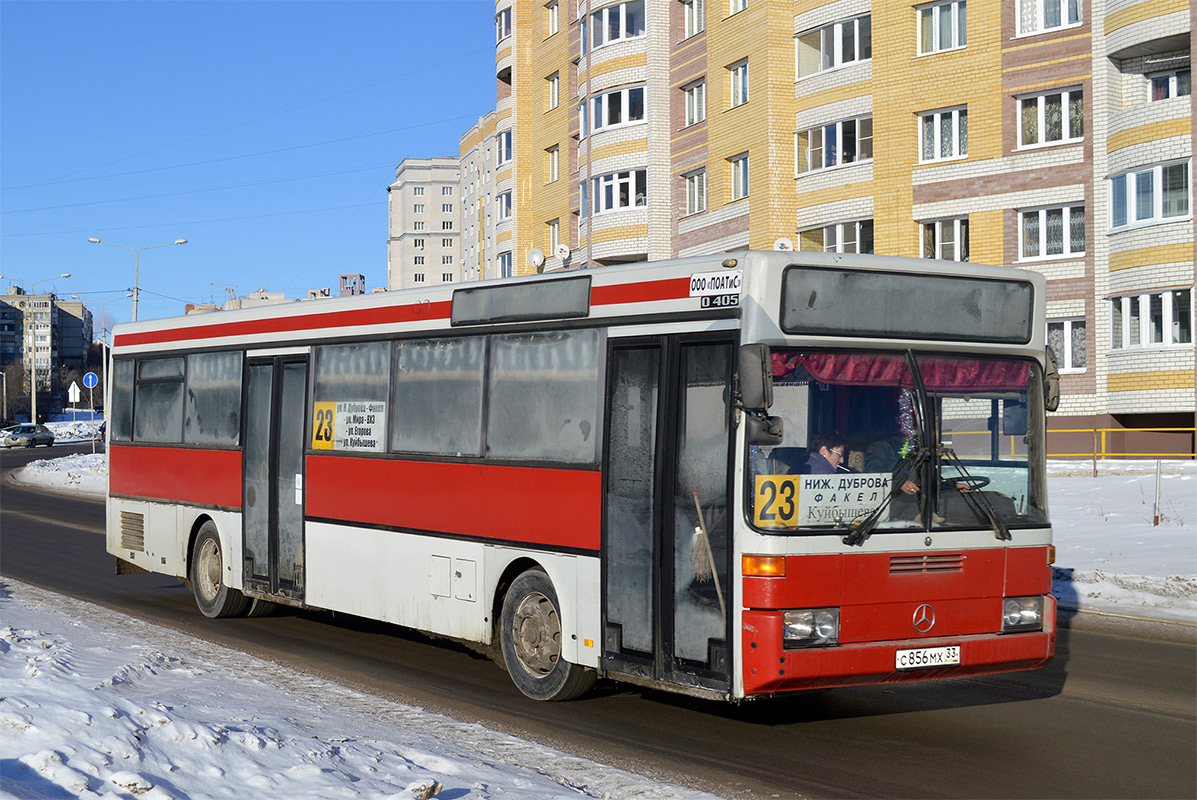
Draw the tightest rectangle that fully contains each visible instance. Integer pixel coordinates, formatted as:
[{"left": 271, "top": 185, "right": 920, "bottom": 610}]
[
  {"left": 0, "top": 272, "right": 71, "bottom": 424},
  {"left": 87, "top": 237, "right": 187, "bottom": 322}
]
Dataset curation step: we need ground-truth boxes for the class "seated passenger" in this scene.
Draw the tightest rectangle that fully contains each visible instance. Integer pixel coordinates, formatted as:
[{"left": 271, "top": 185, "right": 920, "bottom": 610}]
[{"left": 804, "top": 433, "right": 850, "bottom": 474}]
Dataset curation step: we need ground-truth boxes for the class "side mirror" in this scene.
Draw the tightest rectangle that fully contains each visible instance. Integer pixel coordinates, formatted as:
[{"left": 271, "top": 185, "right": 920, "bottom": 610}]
[
  {"left": 738, "top": 343, "right": 773, "bottom": 411},
  {"left": 1043, "top": 347, "right": 1060, "bottom": 412},
  {"left": 746, "top": 413, "right": 784, "bottom": 446}
]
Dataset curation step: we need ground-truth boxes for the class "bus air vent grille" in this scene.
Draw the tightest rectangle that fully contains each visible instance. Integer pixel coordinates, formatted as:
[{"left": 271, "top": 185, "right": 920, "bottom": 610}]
[
  {"left": 120, "top": 511, "right": 145, "bottom": 552},
  {"left": 889, "top": 553, "right": 964, "bottom": 574}
]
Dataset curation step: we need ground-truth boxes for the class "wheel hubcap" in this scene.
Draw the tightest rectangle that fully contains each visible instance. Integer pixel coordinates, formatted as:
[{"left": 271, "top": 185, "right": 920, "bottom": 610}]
[
  {"left": 197, "top": 538, "right": 222, "bottom": 603},
  {"left": 512, "top": 592, "right": 561, "bottom": 678}
]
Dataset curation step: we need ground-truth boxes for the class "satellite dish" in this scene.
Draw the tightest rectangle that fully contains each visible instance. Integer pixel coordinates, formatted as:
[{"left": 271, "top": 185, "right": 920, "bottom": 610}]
[
  {"left": 773, "top": 237, "right": 794, "bottom": 252},
  {"left": 556, "top": 244, "right": 571, "bottom": 261},
  {"left": 527, "top": 249, "right": 545, "bottom": 269}
]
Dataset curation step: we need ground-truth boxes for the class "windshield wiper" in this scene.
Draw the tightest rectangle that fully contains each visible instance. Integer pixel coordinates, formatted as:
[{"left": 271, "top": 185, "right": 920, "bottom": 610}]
[
  {"left": 843, "top": 445, "right": 927, "bottom": 547},
  {"left": 939, "top": 447, "right": 1011, "bottom": 540}
]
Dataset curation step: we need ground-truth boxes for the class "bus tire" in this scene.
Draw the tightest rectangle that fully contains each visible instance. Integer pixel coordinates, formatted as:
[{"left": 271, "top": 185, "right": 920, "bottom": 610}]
[
  {"left": 190, "top": 521, "right": 249, "bottom": 619},
  {"left": 246, "top": 598, "right": 279, "bottom": 617},
  {"left": 499, "top": 569, "right": 595, "bottom": 702}
]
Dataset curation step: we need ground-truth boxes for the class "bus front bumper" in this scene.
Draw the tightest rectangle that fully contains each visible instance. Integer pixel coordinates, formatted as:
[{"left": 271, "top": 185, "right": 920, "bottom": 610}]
[{"left": 741, "top": 598, "right": 1056, "bottom": 696}]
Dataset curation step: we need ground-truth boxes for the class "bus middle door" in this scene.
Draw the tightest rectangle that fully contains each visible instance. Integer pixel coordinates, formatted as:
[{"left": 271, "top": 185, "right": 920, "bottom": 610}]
[
  {"left": 243, "top": 354, "right": 308, "bottom": 603},
  {"left": 603, "top": 335, "right": 734, "bottom": 695}
]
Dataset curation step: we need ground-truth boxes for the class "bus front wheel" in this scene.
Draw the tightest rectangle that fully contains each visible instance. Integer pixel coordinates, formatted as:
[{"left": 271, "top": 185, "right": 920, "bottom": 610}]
[
  {"left": 500, "top": 570, "right": 595, "bottom": 701},
  {"left": 190, "top": 521, "right": 249, "bottom": 619}
]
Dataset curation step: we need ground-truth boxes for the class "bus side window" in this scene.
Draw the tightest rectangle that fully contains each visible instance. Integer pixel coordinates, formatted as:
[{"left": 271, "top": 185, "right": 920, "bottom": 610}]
[{"left": 391, "top": 337, "right": 485, "bottom": 457}]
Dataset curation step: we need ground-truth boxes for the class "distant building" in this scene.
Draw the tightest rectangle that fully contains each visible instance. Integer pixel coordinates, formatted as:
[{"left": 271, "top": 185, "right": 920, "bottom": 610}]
[
  {"left": 340, "top": 274, "right": 366, "bottom": 296},
  {"left": 0, "top": 286, "right": 93, "bottom": 392},
  {"left": 388, "top": 157, "right": 462, "bottom": 290}
]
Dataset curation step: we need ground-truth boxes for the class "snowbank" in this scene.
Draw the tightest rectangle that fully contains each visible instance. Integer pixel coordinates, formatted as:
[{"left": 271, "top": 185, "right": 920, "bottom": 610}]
[{"left": 1, "top": 580, "right": 718, "bottom": 800}]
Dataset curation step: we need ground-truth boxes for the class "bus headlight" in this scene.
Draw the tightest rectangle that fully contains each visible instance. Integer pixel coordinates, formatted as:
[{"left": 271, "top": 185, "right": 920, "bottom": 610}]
[
  {"left": 783, "top": 608, "right": 839, "bottom": 648},
  {"left": 1001, "top": 596, "right": 1044, "bottom": 632}
]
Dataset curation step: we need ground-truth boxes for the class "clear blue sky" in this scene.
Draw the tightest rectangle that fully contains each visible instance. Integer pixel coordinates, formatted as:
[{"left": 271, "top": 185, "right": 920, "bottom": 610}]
[{"left": 1, "top": 0, "right": 494, "bottom": 326}]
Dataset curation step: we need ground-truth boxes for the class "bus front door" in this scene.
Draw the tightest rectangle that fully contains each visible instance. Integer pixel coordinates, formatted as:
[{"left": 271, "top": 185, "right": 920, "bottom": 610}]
[
  {"left": 242, "top": 356, "right": 308, "bottom": 603},
  {"left": 603, "top": 336, "right": 734, "bottom": 695}
]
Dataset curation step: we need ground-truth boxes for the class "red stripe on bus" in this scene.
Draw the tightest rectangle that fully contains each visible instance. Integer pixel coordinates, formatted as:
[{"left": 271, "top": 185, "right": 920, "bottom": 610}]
[
  {"left": 109, "top": 445, "right": 242, "bottom": 508},
  {"left": 590, "top": 277, "right": 691, "bottom": 306},
  {"left": 305, "top": 456, "right": 601, "bottom": 551},
  {"left": 113, "top": 301, "right": 453, "bottom": 347}
]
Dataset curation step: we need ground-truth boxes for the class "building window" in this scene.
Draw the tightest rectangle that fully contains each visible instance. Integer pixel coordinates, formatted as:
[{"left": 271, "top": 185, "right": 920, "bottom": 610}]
[
  {"left": 1110, "top": 289, "right": 1193, "bottom": 349},
  {"left": 921, "top": 217, "right": 969, "bottom": 261},
  {"left": 442, "top": 238, "right": 453, "bottom": 247},
  {"left": 547, "top": 218, "right": 560, "bottom": 251},
  {"left": 1017, "top": 0, "right": 1081, "bottom": 36},
  {"left": 497, "top": 191, "right": 513, "bottom": 222},
  {"left": 590, "top": 1, "right": 645, "bottom": 49},
  {"left": 797, "top": 117, "right": 873, "bottom": 173},
  {"left": 578, "top": 102, "right": 588, "bottom": 139},
  {"left": 442, "top": 221, "right": 453, "bottom": 231},
  {"left": 918, "top": 0, "right": 966, "bottom": 55},
  {"left": 1109, "top": 160, "right": 1191, "bottom": 229},
  {"left": 442, "top": 203, "right": 453, "bottom": 214},
  {"left": 684, "top": 0, "right": 705, "bottom": 37},
  {"left": 1151, "top": 68, "right": 1191, "bottom": 101},
  {"left": 729, "top": 153, "right": 749, "bottom": 200},
  {"left": 728, "top": 61, "right": 749, "bottom": 108},
  {"left": 442, "top": 186, "right": 453, "bottom": 195},
  {"left": 593, "top": 169, "right": 647, "bottom": 213},
  {"left": 413, "top": 203, "right": 425, "bottom": 214},
  {"left": 684, "top": 80, "right": 706, "bottom": 126},
  {"left": 919, "top": 106, "right": 968, "bottom": 162},
  {"left": 413, "top": 187, "right": 424, "bottom": 196},
  {"left": 685, "top": 170, "right": 706, "bottom": 215},
  {"left": 592, "top": 86, "right": 645, "bottom": 132},
  {"left": 1047, "top": 318, "right": 1086, "bottom": 372},
  {"left": 803, "top": 220, "right": 875, "bottom": 253},
  {"left": 414, "top": 221, "right": 425, "bottom": 231},
  {"left": 496, "top": 6, "right": 512, "bottom": 42},
  {"left": 1020, "top": 205, "right": 1085, "bottom": 259},
  {"left": 443, "top": 273, "right": 454, "bottom": 282},
  {"left": 1019, "top": 88, "right": 1083, "bottom": 148},
  {"left": 414, "top": 273, "right": 426, "bottom": 283},
  {"left": 545, "top": 0, "right": 559, "bottom": 36},
  {"left": 442, "top": 255, "right": 453, "bottom": 265},
  {"left": 796, "top": 16, "right": 871, "bottom": 78},
  {"left": 414, "top": 256, "right": 425, "bottom": 266},
  {"left": 546, "top": 72, "right": 560, "bottom": 110},
  {"left": 413, "top": 238, "right": 425, "bottom": 249},
  {"left": 499, "top": 252, "right": 513, "bottom": 278},
  {"left": 729, "top": 0, "right": 746, "bottom": 14},
  {"left": 498, "top": 130, "right": 513, "bottom": 165},
  {"left": 546, "top": 145, "right": 559, "bottom": 182}
]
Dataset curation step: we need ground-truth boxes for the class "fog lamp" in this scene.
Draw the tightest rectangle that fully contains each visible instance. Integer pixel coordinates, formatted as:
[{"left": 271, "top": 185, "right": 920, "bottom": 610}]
[
  {"left": 783, "top": 608, "right": 839, "bottom": 648},
  {"left": 1001, "top": 596, "right": 1044, "bottom": 632}
]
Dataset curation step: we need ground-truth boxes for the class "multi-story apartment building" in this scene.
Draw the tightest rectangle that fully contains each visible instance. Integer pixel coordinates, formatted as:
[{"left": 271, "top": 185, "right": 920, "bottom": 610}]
[
  {"left": 387, "top": 157, "right": 463, "bottom": 289},
  {"left": 0, "top": 287, "right": 93, "bottom": 392},
  {"left": 455, "top": 0, "right": 1192, "bottom": 444}
]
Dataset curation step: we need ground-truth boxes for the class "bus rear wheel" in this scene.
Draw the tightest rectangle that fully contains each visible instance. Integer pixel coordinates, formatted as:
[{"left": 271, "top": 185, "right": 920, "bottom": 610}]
[
  {"left": 190, "top": 521, "right": 249, "bottom": 619},
  {"left": 500, "top": 569, "right": 595, "bottom": 701}
]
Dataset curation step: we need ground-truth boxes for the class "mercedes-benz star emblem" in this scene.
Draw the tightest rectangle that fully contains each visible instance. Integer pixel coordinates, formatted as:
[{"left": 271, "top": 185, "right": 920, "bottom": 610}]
[{"left": 913, "top": 603, "right": 936, "bottom": 633}]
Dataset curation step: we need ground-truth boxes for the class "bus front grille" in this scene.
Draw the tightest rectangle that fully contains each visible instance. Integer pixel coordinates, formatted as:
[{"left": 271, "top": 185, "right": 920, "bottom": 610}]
[
  {"left": 890, "top": 553, "right": 965, "bottom": 574},
  {"left": 120, "top": 511, "right": 145, "bottom": 552}
]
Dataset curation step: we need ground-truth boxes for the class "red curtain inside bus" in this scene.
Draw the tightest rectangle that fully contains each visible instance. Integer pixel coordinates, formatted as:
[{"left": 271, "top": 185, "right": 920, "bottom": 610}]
[{"left": 771, "top": 352, "right": 1030, "bottom": 391}]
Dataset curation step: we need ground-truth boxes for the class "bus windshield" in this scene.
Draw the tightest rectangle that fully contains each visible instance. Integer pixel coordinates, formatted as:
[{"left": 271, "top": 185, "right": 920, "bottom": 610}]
[{"left": 747, "top": 350, "right": 1048, "bottom": 535}]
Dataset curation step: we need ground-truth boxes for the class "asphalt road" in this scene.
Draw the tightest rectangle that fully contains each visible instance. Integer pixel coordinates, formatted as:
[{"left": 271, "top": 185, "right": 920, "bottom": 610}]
[{"left": 2, "top": 443, "right": 1195, "bottom": 799}]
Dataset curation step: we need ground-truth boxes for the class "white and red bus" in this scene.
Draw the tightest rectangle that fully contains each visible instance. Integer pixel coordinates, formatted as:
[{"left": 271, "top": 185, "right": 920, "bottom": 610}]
[{"left": 106, "top": 250, "right": 1057, "bottom": 701}]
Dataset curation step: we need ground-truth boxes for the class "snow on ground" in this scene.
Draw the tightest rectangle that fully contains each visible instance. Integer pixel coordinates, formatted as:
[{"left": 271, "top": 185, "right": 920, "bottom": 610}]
[{"left": 0, "top": 580, "right": 719, "bottom": 800}]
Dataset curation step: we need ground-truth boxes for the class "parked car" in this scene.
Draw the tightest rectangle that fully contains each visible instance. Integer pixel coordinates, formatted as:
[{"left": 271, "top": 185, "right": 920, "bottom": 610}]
[{"left": 3, "top": 424, "right": 55, "bottom": 448}]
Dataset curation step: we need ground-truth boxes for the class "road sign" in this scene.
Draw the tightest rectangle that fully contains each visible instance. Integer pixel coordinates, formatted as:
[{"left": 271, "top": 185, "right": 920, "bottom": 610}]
[
  {"left": 83, "top": 371, "right": 99, "bottom": 389},
  {"left": 68, "top": 381, "right": 82, "bottom": 404}
]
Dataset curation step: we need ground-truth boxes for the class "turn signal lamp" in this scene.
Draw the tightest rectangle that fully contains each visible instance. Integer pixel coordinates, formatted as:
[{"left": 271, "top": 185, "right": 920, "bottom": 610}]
[
  {"left": 1048, "top": 545, "right": 1056, "bottom": 565},
  {"left": 742, "top": 555, "right": 786, "bottom": 577}
]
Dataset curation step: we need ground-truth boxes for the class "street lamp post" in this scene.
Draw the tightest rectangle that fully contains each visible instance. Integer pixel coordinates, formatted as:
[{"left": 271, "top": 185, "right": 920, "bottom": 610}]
[
  {"left": 87, "top": 238, "right": 187, "bottom": 322},
  {"left": 0, "top": 272, "right": 71, "bottom": 424}
]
